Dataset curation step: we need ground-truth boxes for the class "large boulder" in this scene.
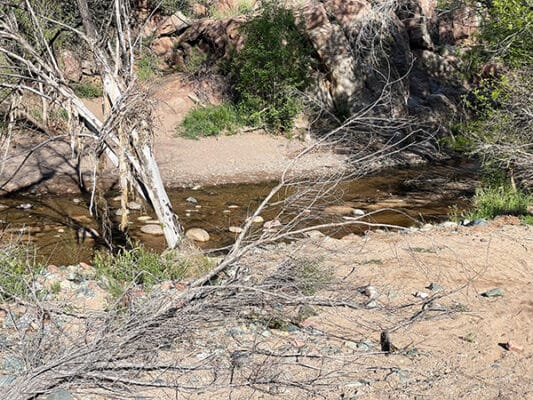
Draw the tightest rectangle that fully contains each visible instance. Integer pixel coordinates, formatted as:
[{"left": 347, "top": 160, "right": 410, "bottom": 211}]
[{"left": 61, "top": 50, "right": 82, "bottom": 82}]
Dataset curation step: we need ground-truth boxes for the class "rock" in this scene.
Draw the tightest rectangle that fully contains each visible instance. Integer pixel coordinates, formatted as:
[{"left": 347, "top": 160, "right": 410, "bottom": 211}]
[
  {"left": 421, "top": 223, "right": 433, "bottom": 230},
  {"left": 357, "top": 339, "right": 375, "bottom": 352},
  {"left": 414, "top": 291, "right": 429, "bottom": 299},
  {"left": 137, "top": 216, "right": 152, "bottom": 222},
  {"left": 140, "top": 224, "right": 164, "bottom": 236},
  {"left": 323, "top": 205, "right": 354, "bottom": 215},
  {"left": 185, "top": 228, "right": 210, "bottom": 242},
  {"left": 249, "top": 215, "right": 264, "bottom": 224},
  {"left": 502, "top": 340, "right": 524, "bottom": 353},
  {"left": 16, "top": 203, "right": 32, "bottom": 209},
  {"left": 440, "top": 221, "right": 458, "bottom": 229},
  {"left": 305, "top": 230, "right": 325, "bottom": 239},
  {"left": 115, "top": 208, "right": 129, "bottom": 216},
  {"left": 227, "top": 204, "right": 240, "bottom": 209},
  {"left": 127, "top": 201, "right": 142, "bottom": 210},
  {"left": 46, "top": 389, "right": 74, "bottom": 400},
  {"left": 229, "top": 226, "right": 243, "bottom": 234},
  {"left": 72, "top": 198, "right": 82, "bottom": 204},
  {"left": 426, "top": 282, "right": 443, "bottom": 291},
  {"left": 366, "top": 300, "right": 379, "bottom": 309},
  {"left": 263, "top": 219, "right": 282, "bottom": 229},
  {"left": 143, "top": 11, "right": 190, "bottom": 37},
  {"left": 186, "top": 196, "right": 198, "bottom": 204},
  {"left": 0, "top": 375, "right": 15, "bottom": 387},
  {"left": 481, "top": 288, "right": 504, "bottom": 298},
  {"left": 150, "top": 37, "right": 175, "bottom": 58},
  {"left": 344, "top": 340, "right": 359, "bottom": 351},
  {"left": 470, "top": 218, "right": 487, "bottom": 226},
  {"left": 352, "top": 208, "right": 365, "bottom": 216},
  {"left": 61, "top": 50, "right": 82, "bottom": 81},
  {"left": 359, "top": 285, "right": 378, "bottom": 299}
]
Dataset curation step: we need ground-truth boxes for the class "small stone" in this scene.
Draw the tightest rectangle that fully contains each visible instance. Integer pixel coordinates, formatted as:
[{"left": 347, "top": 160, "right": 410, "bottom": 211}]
[
  {"left": 366, "top": 300, "right": 378, "bottom": 309},
  {"left": 57, "top": 228, "right": 65, "bottom": 233},
  {"left": 115, "top": 208, "right": 129, "bottom": 216},
  {"left": 502, "top": 340, "right": 524, "bottom": 353},
  {"left": 359, "top": 285, "right": 378, "bottom": 299},
  {"left": 229, "top": 226, "right": 243, "bottom": 234},
  {"left": 247, "top": 215, "right": 264, "bottom": 224},
  {"left": 192, "top": 185, "right": 202, "bottom": 190},
  {"left": 421, "top": 223, "right": 433, "bottom": 231},
  {"left": 440, "top": 221, "right": 458, "bottom": 229},
  {"left": 186, "top": 196, "right": 198, "bottom": 204},
  {"left": 185, "top": 228, "right": 210, "bottom": 242},
  {"left": 471, "top": 218, "right": 488, "bottom": 226},
  {"left": 127, "top": 201, "right": 142, "bottom": 210},
  {"left": 352, "top": 208, "right": 365, "bottom": 216},
  {"left": 426, "top": 282, "right": 443, "bottom": 291},
  {"left": 16, "top": 203, "right": 32, "bottom": 209},
  {"left": 72, "top": 198, "right": 82, "bottom": 204},
  {"left": 227, "top": 204, "right": 239, "bottom": 209},
  {"left": 263, "top": 219, "right": 282, "bottom": 229},
  {"left": 305, "top": 230, "right": 325, "bottom": 239},
  {"left": 222, "top": 210, "right": 231, "bottom": 215},
  {"left": 140, "top": 224, "right": 164, "bottom": 236},
  {"left": 137, "top": 216, "right": 152, "bottom": 222},
  {"left": 46, "top": 389, "right": 74, "bottom": 400},
  {"left": 414, "top": 291, "right": 429, "bottom": 299},
  {"left": 357, "top": 339, "right": 374, "bottom": 352},
  {"left": 344, "top": 341, "right": 359, "bottom": 351},
  {"left": 324, "top": 205, "right": 354, "bottom": 215},
  {"left": 481, "top": 288, "right": 504, "bottom": 298}
]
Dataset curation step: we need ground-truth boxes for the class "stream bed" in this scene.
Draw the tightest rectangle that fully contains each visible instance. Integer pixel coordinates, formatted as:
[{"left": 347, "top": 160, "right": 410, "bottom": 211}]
[{"left": 0, "top": 160, "right": 479, "bottom": 265}]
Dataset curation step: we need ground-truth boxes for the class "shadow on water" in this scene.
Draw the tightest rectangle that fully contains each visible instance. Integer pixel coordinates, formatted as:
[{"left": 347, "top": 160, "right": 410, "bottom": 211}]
[{"left": 0, "top": 160, "right": 479, "bottom": 265}]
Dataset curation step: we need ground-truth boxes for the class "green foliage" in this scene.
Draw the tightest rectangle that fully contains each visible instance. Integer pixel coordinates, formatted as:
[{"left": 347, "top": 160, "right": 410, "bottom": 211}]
[
  {"left": 178, "top": 103, "right": 243, "bottom": 139},
  {"left": 475, "top": 0, "right": 533, "bottom": 67},
  {"left": 137, "top": 52, "right": 160, "bottom": 82},
  {"left": 290, "top": 257, "right": 332, "bottom": 296},
  {"left": 439, "top": 133, "right": 474, "bottom": 153},
  {"left": 0, "top": 243, "right": 43, "bottom": 301},
  {"left": 93, "top": 244, "right": 186, "bottom": 291},
  {"left": 228, "top": 2, "right": 314, "bottom": 131},
  {"left": 178, "top": 47, "right": 208, "bottom": 74},
  {"left": 157, "top": 0, "right": 191, "bottom": 15},
  {"left": 72, "top": 80, "right": 103, "bottom": 98},
  {"left": 208, "top": 0, "right": 255, "bottom": 18},
  {"left": 464, "top": 183, "right": 531, "bottom": 220}
]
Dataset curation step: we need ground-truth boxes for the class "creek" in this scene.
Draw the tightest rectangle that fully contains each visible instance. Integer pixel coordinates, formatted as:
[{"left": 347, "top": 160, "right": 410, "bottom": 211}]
[{"left": 0, "top": 160, "right": 478, "bottom": 266}]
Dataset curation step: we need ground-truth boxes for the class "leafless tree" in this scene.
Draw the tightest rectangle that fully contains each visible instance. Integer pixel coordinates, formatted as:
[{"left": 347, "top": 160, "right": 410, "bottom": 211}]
[{"left": 0, "top": 0, "right": 183, "bottom": 248}]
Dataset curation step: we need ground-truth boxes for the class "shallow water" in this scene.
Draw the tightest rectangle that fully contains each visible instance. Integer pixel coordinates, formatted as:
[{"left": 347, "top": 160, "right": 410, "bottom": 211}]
[{"left": 0, "top": 160, "right": 478, "bottom": 265}]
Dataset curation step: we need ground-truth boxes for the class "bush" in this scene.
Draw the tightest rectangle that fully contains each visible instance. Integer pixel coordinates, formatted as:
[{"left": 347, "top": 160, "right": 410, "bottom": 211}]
[
  {"left": 228, "top": 2, "right": 314, "bottom": 131},
  {"left": 464, "top": 183, "right": 531, "bottom": 220},
  {"left": 157, "top": 0, "right": 191, "bottom": 15},
  {"left": 178, "top": 103, "right": 242, "bottom": 139},
  {"left": 137, "top": 52, "right": 160, "bottom": 82},
  {"left": 72, "top": 80, "right": 103, "bottom": 98},
  {"left": 0, "top": 243, "right": 43, "bottom": 301}
]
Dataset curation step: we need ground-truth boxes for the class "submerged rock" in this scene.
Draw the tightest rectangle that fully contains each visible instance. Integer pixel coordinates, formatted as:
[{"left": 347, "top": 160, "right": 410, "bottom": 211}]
[{"left": 186, "top": 228, "right": 210, "bottom": 242}]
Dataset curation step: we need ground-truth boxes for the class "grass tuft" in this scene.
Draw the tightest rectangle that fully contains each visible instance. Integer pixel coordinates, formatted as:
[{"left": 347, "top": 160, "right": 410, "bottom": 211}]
[{"left": 178, "top": 104, "right": 243, "bottom": 139}]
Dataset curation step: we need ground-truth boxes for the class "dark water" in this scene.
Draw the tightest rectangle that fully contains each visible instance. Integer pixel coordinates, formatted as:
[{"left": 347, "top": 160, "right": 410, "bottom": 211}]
[{"left": 0, "top": 160, "right": 478, "bottom": 265}]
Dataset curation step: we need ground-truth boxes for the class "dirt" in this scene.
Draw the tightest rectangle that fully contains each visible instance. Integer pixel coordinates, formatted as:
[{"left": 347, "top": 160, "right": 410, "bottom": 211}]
[{"left": 0, "top": 74, "right": 345, "bottom": 194}]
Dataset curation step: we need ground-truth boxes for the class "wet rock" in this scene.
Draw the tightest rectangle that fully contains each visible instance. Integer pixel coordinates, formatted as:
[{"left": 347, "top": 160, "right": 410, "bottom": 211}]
[
  {"left": 127, "top": 201, "right": 142, "bottom": 210},
  {"left": 185, "top": 228, "right": 210, "bottom": 242},
  {"left": 140, "top": 224, "right": 164, "bottom": 236},
  {"left": 324, "top": 205, "right": 354, "bottom": 215},
  {"left": 481, "top": 288, "right": 504, "bottom": 298},
  {"left": 229, "top": 226, "right": 243, "bottom": 234},
  {"left": 186, "top": 196, "right": 198, "bottom": 204}
]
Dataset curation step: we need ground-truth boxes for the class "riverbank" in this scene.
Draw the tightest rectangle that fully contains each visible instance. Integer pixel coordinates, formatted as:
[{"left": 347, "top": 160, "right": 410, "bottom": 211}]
[{"left": 0, "top": 217, "right": 530, "bottom": 398}]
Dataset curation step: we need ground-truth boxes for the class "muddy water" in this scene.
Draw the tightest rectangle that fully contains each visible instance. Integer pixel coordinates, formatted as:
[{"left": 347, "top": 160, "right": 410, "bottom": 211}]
[{"left": 0, "top": 160, "right": 478, "bottom": 265}]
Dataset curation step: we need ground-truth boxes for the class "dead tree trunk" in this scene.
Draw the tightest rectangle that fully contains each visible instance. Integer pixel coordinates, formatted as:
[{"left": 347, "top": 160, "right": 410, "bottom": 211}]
[{"left": 0, "top": 0, "right": 183, "bottom": 248}]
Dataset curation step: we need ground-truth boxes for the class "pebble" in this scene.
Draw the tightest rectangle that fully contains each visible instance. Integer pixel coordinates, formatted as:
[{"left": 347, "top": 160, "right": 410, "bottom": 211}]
[
  {"left": 227, "top": 204, "right": 240, "bottom": 209},
  {"left": 222, "top": 210, "right": 231, "bottom": 214},
  {"left": 186, "top": 197, "right": 198, "bottom": 204},
  {"left": 115, "top": 208, "right": 129, "bottom": 216},
  {"left": 185, "top": 228, "right": 210, "bottom": 242},
  {"left": 426, "top": 282, "right": 443, "bottom": 291},
  {"left": 46, "top": 389, "right": 74, "bottom": 400},
  {"left": 248, "top": 215, "right": 264, "bottom": 224},
  {"left": 352, "top": 208, "right": 366, "bottom": 216},
  {"left": 72, "top": 198, "right": 82, "bottom": 204},
  {"left": 481, "top": 287, "right": 504, "bottom": 298},
  {"left": 140, "top": 224, "right": 164, "bottom": 236},
  {"left": 137, "top": 216, "right": 152, "bottom": 222},
  {"left": 263, "top": 219, "right": 282, "bottom": 229},
  {"left": 16, "top": 203, "right": 32, "bottom": 209},
  {"left": 305, "top": 230, "right": 325, "bottom": 239},
  {"left": 229, "top": 226, "right": 243, "bottom": 234},
  {"left": 366, "top": 300, "right": 379, "bottom": 309},
  {"left": 357, "top": 339, "right": 374, "bottom": 352},
  {"left": 414, "top": 291, "right": 429, "bottom": 299},
  {"left": 127, "top": 201, "right": 142, "bottom": 210},
  {"left": 359, "top": 285, "right": 378, "bottom": 299}
]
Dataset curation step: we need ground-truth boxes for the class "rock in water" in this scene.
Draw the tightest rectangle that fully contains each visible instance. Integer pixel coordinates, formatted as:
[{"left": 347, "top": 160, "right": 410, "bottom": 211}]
[
  {"left": 186, "top": 228, "right": 210, "bottom": 242},
  {"left": 140, "top": 224, "right": 164, "bottom": 236}
]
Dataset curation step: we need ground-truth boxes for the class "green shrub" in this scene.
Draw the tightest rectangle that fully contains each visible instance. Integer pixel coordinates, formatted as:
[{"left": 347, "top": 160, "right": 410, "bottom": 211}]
[
  {"left": 0, "top": 244, "right": 43, "bottom": 301},
  {"left": 93, "top": 244, "right": 185, "bottom": 291},
  {"left": 228, "top": 2, "right": 314, "bottom": 131},
  {"left": 137, "top": 53, "right": 160, "bottom": 82},
  {"left": 465, "top": 183, "right": 531, "bottom": 220},
  {"left": 157, "top": 0, "right": 191, "bottom": 15},
  {"left": 290, "top": 257, "right": 332, "bottom": 296},
  {"left": 72, "top": 80, "right": 103, "bottom": 98},
  {"left": 178, "top": 103, "right": 242, "bottom": 139},
  {"left": 178, "top": 47, "right": 208, "bottom": 74}
]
